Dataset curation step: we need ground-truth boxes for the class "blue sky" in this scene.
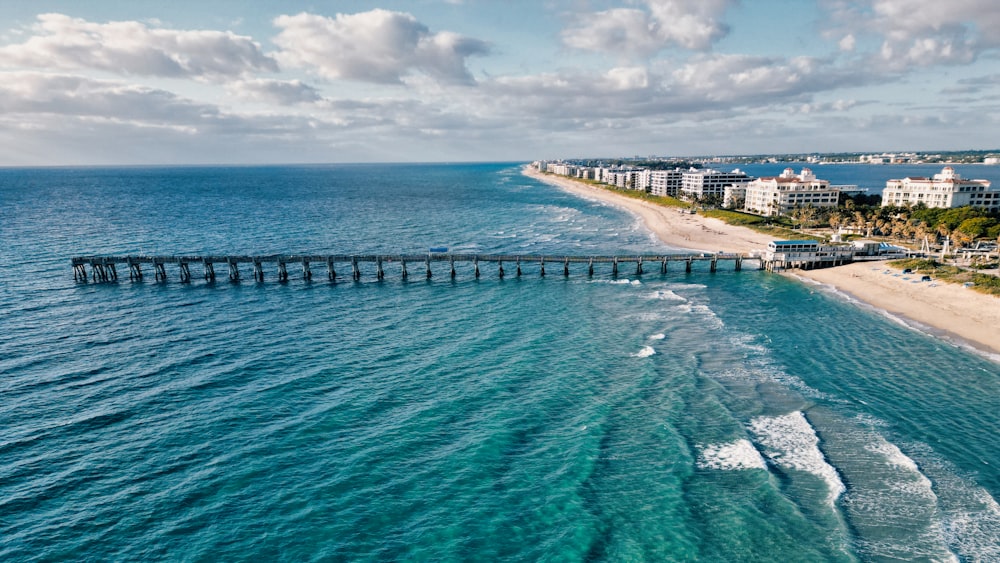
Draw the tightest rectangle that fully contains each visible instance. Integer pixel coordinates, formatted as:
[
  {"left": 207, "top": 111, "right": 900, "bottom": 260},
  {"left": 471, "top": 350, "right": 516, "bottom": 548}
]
[{"left": 0, "top": 0, "right": 998, "bottom": 165}]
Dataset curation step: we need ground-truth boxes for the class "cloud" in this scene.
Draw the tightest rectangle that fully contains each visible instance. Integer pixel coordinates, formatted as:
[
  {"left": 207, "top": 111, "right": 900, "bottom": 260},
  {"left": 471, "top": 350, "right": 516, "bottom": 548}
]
[
  {"left": 228, "top": 79, "right": 322, "bottom": 105},
  {"left": 272, "top": 10, "right": 489, "bottom": 85},
  {"left": 939, "top": 73, "right": 1000, "bottom": 95},
  {"left": 0, "top": 13, "right": 277, "bottom": 80},
  {"left": 825, "top": 0, "right": 1000, "bottom": 69},
  {"left": 562, "top": 0, "right": 735, "bottom": 56}
]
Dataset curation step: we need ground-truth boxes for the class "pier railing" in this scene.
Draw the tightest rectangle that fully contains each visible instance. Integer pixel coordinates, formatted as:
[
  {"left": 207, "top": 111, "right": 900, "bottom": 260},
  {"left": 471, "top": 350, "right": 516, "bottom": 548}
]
[{"left": 71, "top": 253, "right": 759, "bottom": 283}]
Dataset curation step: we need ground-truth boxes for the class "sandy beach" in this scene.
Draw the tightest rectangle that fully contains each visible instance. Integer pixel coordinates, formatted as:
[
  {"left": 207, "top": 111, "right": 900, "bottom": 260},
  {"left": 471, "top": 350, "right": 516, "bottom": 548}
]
[
  {"left": 525, "top": 167, "right": 1000, "bottom": 357},
  {"left": 524, "top": 167, "right": 773, "bottom": 254}
]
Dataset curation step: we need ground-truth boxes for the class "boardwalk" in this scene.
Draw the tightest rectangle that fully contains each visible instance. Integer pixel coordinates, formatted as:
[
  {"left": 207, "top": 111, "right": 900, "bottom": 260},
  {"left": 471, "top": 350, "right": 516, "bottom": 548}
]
[{"left": 71, "top": 253, "right": 759, "bottom": 283}]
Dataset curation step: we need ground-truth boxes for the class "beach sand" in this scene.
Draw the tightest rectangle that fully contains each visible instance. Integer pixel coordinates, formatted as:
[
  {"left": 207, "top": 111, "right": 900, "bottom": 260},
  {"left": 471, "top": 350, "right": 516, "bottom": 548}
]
[{"left": 525, "top": 167, "right": 1000, "bottom": 357}]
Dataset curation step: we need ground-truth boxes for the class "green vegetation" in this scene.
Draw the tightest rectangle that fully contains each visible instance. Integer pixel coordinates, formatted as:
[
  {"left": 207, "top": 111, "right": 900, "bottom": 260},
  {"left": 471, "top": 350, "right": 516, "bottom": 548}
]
[
  {"left": 700, "top": 209, "right": 802, "bottom": 239},
  {"left": 889, "top": 258, "right": 1000, "bottom": 296},
  {"left": 611, "top": 188, "right": 690, "bottom": 208}
]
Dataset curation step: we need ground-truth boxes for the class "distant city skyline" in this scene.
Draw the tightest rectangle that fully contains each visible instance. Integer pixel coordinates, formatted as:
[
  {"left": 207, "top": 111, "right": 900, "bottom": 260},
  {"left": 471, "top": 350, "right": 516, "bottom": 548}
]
[{"left": 1, "top": 1, "right": 999, "bottom": 165}]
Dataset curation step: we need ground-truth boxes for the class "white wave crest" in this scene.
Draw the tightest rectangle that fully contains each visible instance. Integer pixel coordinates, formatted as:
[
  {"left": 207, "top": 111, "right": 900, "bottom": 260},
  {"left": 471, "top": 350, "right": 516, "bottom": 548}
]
[
  {"left": 647, "top": 289, "right": 687, "bottom": 302},
  {"left": 632, "top": 346, "right": 655, "bottom": 358},
  {"left": 698, "top": 439, "right": 767, "bottom": 471},
  {"left": 866, "top": 440, "right": 935, "bottom": 497},
  {"left": 749, "top": 411, "right": 846, "bottom": 506}
]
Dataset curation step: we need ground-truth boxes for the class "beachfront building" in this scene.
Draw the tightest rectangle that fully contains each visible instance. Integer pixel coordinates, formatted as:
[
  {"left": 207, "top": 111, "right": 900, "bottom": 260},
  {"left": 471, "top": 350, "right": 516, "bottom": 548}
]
[
  {"left": 680, "top": 169, "right": 751, "bottom": 201},
  {"left": 723, "top": 185, "right": 747, "bottom": 209},
  {"left": 761, "top": 240, "right": 857, "bottom": 271},
  {"left": 649, "top": 169, "right": 683, "bottom": 197},
  {"left": 743, "top": 168, "right": 841, "bottom": 217},
  {"left": 881, "top": 167, "right": 999, "bottom": 212},
  {"left": 547, "top": 162, "right": 578, "bottom": 177}
]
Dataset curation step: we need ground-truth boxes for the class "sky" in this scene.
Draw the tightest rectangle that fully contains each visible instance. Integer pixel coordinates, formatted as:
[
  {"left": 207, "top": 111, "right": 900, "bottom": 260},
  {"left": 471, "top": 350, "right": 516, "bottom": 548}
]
[{"left": 0, "top": 0, "right": 998, "bottom": 165}]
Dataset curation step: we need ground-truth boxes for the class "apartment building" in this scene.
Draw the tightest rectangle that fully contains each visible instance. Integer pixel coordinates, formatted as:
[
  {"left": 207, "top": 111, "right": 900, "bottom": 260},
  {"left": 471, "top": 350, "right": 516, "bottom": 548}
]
[
  {"left": 743, "top": 168, "right": 840, "bottom": 217},
  {"left": 881, "top": 167, "right": 999, "bottom": 212}
]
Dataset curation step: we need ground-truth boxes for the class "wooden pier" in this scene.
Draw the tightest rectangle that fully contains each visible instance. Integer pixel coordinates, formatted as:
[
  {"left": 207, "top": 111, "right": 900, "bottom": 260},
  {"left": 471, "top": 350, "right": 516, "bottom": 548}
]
[{"left": 71, "top": 253, "right": 760, "bottom": 284}]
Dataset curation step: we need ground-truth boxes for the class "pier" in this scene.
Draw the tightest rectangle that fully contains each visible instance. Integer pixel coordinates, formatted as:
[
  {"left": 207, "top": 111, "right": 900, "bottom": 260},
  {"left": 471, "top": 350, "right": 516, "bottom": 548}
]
[{"left": 71, "top": 252, "right": 759, "bottom": 283}]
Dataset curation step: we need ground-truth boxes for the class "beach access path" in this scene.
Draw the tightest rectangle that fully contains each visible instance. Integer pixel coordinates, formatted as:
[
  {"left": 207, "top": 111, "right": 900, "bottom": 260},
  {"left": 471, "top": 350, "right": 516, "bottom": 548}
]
[{"left": 525, "top": 167, "right": 1000, "bottom": 357}]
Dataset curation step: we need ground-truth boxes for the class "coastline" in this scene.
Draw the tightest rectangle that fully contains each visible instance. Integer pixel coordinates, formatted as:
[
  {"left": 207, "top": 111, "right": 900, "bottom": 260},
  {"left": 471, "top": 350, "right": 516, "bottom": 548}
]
[
  {"left": 525, "top": 166, "right": 1000, "bottom": 357},
  {"left": 523, "top": 167, "right": 773, "bottom": 254}
]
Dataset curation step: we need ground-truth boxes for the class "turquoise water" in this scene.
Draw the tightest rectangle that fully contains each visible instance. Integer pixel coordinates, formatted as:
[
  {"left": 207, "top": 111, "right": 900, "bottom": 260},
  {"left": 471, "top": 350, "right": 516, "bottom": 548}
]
[{"left": 1, "top": 164, "right": 998, "bottom": 561}]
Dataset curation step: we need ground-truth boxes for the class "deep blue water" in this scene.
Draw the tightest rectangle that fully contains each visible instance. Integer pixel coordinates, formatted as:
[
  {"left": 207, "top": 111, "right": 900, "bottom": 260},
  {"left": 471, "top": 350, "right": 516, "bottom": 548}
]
[{"left": 1, "top": 163, "right": 998, "bottom": 561}]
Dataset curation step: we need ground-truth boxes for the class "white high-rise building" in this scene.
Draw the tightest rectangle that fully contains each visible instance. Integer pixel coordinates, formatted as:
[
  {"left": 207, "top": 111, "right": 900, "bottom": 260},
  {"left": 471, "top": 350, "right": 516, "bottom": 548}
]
[
  {"left": 743, "top": 168, "right": 840, "bottom": 217},
  {"left": 649, "top": 170, "right": 683, "bottom": 197},
  {"left": 680, "top": 169, "right": 751, "bottom": 200},
  {"left": 881, "top": 167, "right": 998, "bottom": 211}
]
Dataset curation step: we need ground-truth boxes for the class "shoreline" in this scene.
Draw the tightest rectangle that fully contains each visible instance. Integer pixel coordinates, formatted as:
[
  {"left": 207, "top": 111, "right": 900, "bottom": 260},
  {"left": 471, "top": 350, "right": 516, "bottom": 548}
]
[{"left": 524, "top": 167, "right": 1000, "bottom": 358}]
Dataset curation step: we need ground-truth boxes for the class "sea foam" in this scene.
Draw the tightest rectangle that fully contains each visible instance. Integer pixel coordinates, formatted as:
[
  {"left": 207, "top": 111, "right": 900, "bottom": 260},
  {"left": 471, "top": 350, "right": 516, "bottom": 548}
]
[
  {"left": 749, "top": 411, "right": 845, "bottom": 506},
  {"left": 697, "top": 439, "right": 767, "bottom": 471}
]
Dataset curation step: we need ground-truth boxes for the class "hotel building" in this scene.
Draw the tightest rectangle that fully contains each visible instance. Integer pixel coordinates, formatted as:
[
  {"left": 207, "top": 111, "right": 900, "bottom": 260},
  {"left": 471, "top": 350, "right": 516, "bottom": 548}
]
[
  {"left": 881, "top": 167, "right": 999, "bottom": 212},
  {"left": 743, "top": 168, "right": 841, "bottom": 217}
]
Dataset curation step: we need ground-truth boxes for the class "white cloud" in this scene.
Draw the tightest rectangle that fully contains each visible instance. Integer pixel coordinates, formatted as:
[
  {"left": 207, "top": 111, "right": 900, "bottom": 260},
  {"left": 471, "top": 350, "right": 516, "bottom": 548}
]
[
  {"left": 605, "top": 66, "right": 650, "bottom": 90},
  {"left": 272, "top": 10, "right": 489, "bottom": 85},
  {"left": 668, "top": 54, "right": 865, "bottom": 104},
  {"left": 825, "top": 0, "right": 1000, "bottom": 69},
  {"left": 0, "top": 13, "right": 277, "bottom": 80},
  {"left": 0, "top": 72, "right": 214, "bottom": 125},
  {"left": 228, "top": 79, "right": 322, "bottom": 105},
  {"left": 562, "top": 0, "right": 735, "bottom": 56}
]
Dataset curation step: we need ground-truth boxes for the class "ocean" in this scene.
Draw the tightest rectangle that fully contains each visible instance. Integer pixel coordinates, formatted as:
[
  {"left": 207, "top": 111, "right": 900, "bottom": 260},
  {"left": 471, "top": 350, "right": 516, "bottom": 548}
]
[{"left": 1, "top": 163, "right": 998, "bottom": 561}]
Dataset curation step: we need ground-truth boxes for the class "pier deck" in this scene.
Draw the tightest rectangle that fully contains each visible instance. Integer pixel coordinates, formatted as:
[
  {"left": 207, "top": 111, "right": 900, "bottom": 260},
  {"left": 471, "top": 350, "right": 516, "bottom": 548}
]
[{"left": 71, "top": 253, "right": 759, "bottom": 283}]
